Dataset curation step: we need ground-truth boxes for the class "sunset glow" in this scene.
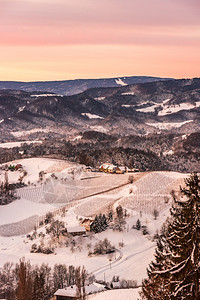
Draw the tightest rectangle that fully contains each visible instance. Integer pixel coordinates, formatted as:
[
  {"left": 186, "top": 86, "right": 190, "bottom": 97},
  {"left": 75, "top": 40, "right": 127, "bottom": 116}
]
[{"left": 0, "top": 0, "right": 199, "bottom": 81}]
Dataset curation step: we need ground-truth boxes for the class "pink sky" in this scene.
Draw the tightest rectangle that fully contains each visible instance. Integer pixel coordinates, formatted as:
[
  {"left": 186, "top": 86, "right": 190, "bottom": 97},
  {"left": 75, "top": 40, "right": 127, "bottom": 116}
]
[{"left": 0, "top": 0, "right": 199, "bottom": 81}]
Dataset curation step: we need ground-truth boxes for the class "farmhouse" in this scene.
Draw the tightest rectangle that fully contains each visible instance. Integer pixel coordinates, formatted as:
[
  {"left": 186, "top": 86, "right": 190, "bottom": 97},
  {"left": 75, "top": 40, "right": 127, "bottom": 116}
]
[
  {"left": 84, "top": 166, "right": 92, "bottom": 172},
  {"left": 99, "top": 163, "right": 130, "bottom": 174},
  {"left": 107, "top": 164, "right": 117, "bottom": 173},
  {"left": 54, "top": 286, "right": 77, "bottom": 300},
  {"left": 81, "top": 218, "right": 94, "bottom": 231},
  {"left": 99, "top": 163, "right": 110, "bottom": 172},
  {"left": 99, "top": 163, "right": 117, "bottom": 173},
  {"left": 15, "top": 164, "right": 23, "bottom": 170},
  {"left": 115, "top": 166, "right": 127, "bottom": 174},
  {"left": 67, "top": 226, "right": 86, "bottom": 236},
  {"left": 54, "top": 283, "right": 105, "bottom": 300}
]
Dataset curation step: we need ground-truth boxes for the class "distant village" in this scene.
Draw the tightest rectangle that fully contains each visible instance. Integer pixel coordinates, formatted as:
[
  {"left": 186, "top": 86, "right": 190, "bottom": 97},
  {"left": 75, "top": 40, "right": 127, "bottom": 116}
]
[{"left": 85, "top": 163, "right": 139, "bottom": 174}]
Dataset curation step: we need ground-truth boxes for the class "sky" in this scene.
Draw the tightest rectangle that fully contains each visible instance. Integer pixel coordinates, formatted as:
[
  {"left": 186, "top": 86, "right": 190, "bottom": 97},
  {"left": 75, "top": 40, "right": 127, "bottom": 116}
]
[{"left": 0, "top": 0, "right": 199, "bottom": 81}]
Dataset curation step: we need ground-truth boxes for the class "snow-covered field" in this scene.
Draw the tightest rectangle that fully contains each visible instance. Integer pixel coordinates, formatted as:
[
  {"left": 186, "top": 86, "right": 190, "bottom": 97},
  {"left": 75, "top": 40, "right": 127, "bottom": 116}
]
[
  {"left": 11, "top": 127, "right": 51, "bottom": 137},
  {"left": 146, "top": 120, "right": 193, "bottom": 130},
  {"left": 90, "top": 126, "right": 108, "bottom": 133},
  {"left": 0, "top": 141, "right": 42, "bottom": 149},
  {"left": 115, "top": 78, "right": 127, "bottom": 86},
  {"left": 88, "top": 288, "right": 141, "bottom": 300},
  {"left": 0, "top": 158, "right": 188, "bottom": 297},
  {"left": 81, "top": 113, "right": 104, "bottom": 119},
  {"left": 0, "top": 157, "right": 77, "bottom": 184},
  {"left": 158, "top": 102, "right": 199, "bottom": 116},
  {"left": 136, "top": 98, "right": 200, "bottom": 116}
]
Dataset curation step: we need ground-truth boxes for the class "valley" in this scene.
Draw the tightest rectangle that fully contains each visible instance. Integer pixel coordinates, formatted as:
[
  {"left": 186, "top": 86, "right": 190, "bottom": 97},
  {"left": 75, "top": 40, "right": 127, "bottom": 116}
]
[
  {"left": 0, "top": 76, "right": 199, "bottom": 299},
  {"left": 0, "top": 157, "right": 187, "bottom": 299}
]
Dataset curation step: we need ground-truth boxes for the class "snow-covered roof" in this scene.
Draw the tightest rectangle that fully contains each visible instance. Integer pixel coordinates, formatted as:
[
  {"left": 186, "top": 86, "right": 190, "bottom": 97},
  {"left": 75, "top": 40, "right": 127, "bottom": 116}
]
[
  {"left": 108, "top": 165, "right": 117, "bottom": 170},
  {"left": 54, "top": 286, "right": 77, "bottom": 297},
  {"left": 82, "top": 218, "right": 93, "bottom": 223},
  {"left": 54, "top": 283, "right": 105, "bottom": 297},
  {"left": 100, "top": 163, "right": 111, "bottom": 169},
  {"left": 67, "top": 226, "right": 86, "bottom": 233},
  {"left": 100, "top": 163, "right": 117, "bottom": 169},
  {"left": 85, "top": 282, "right": 105, "bottom": 294},
  {"left": 111, "top": 281, "right": 121, "bottom": 288}
]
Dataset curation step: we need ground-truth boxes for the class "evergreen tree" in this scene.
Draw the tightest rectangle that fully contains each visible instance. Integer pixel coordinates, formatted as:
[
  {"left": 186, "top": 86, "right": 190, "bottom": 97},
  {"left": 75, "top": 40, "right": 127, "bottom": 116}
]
[
  {"left": 90, "top": 215, "right": 99, "bottom": 233},
  {"left": 136, "top": 219, "right": 141, "bottom": 230},
  {"left": 141, "top": 173, "right": 200, "bottom": 299},
  {"left": 115, "top": 205, "right": 125, "bottom": 231},
  {"left": 108, "top": 210, "right": 113, "bottom": 222},
  {"left": 101, "top": 214, "right": 108, "bottom": 230},
  {"left": 91, "top": 214, "right": 108, "bottom": 233}
]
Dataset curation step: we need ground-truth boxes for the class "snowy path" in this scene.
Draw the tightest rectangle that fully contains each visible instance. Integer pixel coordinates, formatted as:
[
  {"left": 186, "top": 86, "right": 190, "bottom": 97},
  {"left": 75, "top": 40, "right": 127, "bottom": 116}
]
[
  {"left": 92, "top": 248, "right": 123, "bottom": 275},
  {"left": 93, "top": 244, "right": 154, "bottom": 278}
]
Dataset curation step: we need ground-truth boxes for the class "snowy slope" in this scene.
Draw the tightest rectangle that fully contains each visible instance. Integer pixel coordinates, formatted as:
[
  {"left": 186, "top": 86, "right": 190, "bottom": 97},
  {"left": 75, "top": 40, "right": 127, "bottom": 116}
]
[
  {"left": 0, "top": 159, "right": 188, "bottom": 290},
  {"left": 88, "top": 288, "right": 141, "bottom": 300}
]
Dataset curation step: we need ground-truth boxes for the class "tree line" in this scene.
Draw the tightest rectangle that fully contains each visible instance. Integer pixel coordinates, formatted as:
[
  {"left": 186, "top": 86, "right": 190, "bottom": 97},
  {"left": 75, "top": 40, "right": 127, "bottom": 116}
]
[{"left": 0, "top": 259, "right": 87, "bottom": 300}]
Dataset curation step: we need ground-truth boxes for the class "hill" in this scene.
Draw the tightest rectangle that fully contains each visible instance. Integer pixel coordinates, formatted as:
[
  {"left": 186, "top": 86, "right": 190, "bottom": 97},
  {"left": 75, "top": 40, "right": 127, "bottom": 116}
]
[
  {"left": 0, "top": 76, "right": 172, "bottom": 96},
  {"left": 0, "top": 78, "right": 199, "bottom": 141}
]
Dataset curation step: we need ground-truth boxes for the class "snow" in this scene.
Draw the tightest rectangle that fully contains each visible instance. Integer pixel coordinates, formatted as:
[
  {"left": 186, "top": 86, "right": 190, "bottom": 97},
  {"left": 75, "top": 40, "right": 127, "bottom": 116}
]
[
  {"left": 162, "top": 172, "right": 189, "bottom": 179},
  {"left": 55, "top": 283, "right": 105, "bottom": 297},
  {"left": 0, "top": 141, "right": 42, "bottom": 149},
  {"left": 90, "top": 126, "right": 108, "bottom": 133},
  {"left": 31, "top": 94, "right": 63, "bottom": 97},
  {"left": 18, "top": 106, "right": 26, "bottom": 113},
  {"left": 73, "top": 135, "right": 82, "bottom": 141},
  {"left": 55, "top": 287, "right": 76, "bottom": 297},
  {"left": 115, "top": 78, "right": 127, "bottom": 86},
  {"left": 136, "top": 99, "right": 170, "bottom": 113},
  {"left": 121, "top": 92, "right": 135, "bottom": 95},
  {"left": 121, "top": 105, "right": 135, "bottom": 108},
  {"left": 0, "top": 157, "right": 75, "bottom": 184},
  {"left": 67, "top": 226, "right": 86, "bottom": 233},
  {"left": 136, "top": 98, "right": 200, "bottom": 116},
  {"left": 11, "top": 128, "right": 50, "bottom": 137},
  {"left": 182, "top": 134, "right": 187, "bottom": 140},
  {"left": 120, "top": 172, "right": 186, "bottom": 214},
  {"left": 0, "top": 161, "right": 188, "bottom": 290},
  {"left": 0, "top": 199, "right": 55, "bottom": 226},
  {"left": 195, "top": 101, "right": 200, "bottom": 107},
  {"left": 136, "top": 104, "right": 157, "bottom": 113},
  {"left": 163, "top": 150, "right": 174, "bottom": 156},
  {"left": 94, "top": 97, "right": 106, "bottom": 101},
  {"left": 81, "top": 113, "right": 104, "bottom": 119},
  {"left": 158, "top": 102, "right": 197, "bottom": 116},
  {"left": 88, "top": 288, "right": 141, "bottom": 300},
  {"left": 146, "top": 120, "right": 193, "bottom": 130}
]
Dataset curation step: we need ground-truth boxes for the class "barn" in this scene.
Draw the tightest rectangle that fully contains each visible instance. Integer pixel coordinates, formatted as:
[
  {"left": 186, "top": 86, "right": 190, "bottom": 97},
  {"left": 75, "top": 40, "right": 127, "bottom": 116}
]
[
  {"left": 67, "top": 226, "right": 86, "bottom": 236},
  {"left": 54, "top": 283, "right": 105, "bottom": 300},
  {"left": 54, "top": 286, "right": 77, "bottom": 300}
]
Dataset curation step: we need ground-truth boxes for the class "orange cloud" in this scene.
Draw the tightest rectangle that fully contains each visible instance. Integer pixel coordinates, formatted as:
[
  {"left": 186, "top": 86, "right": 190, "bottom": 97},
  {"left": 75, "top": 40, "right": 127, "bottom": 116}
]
[{"left": 0, "top": 0, "right": 199, "bottom": 80}]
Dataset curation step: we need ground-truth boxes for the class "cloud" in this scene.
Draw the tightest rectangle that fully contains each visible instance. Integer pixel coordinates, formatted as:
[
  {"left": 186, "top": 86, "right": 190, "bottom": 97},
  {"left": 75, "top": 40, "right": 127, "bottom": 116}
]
[
  {"left": 0, "top": 0, "right": 199, "bottom": 81},
  {"left": 0, "top": 0, "right": 200, "bottom": 47},
  {"left": 1, "top": 0, "right": 200, "bottom": 27}
]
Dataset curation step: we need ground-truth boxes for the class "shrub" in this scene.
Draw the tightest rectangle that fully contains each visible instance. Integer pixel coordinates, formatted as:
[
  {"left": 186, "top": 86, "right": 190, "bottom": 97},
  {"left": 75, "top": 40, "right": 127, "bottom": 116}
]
[
  {"left": 152, "top": 208, "right": 159, "bottom": 220},
  {"left": 142, "top": 226, "right": 149, "bottom": 235},
  {"left": 136, "top": 219, "right": 141, "bottom": 230},
  {"left": 93, "top": 238, "right": 115, "bottom": 255}
]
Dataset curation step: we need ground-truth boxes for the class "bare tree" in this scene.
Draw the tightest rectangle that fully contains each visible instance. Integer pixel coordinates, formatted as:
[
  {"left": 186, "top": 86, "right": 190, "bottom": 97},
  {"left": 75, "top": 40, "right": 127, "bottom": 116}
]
[{"left": 152, "top": 208, "right": 159, "bottom": 220}]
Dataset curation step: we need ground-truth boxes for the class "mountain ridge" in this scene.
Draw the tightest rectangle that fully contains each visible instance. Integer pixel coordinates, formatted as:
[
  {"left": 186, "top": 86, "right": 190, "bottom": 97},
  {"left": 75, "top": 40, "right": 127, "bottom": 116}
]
[
  {"left": 0, "top": 77, "right": 199, "bottom": 141},
  {"left": 0, "top": 76, "right": 173, "bottom": 96}
]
